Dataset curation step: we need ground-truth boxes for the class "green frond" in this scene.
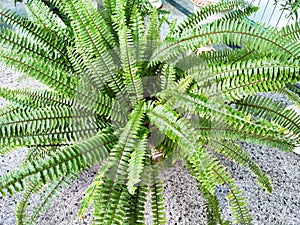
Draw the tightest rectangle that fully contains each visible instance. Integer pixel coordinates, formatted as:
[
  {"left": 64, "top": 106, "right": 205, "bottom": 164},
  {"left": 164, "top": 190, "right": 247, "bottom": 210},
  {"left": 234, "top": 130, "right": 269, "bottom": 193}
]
[
  {"left": 127, "top": 130, "right": 148, "bottom": 195},
  {"left": 199, "top": 47, "right": 262, "bottom": 66},
  {"left": 189, "top": 151, "right": 252, "bottom": 224},
  {"left": 173, "top": 0, "right": 256, "bottom": 35},
  {"left": 0, "top": 105, "right": 103, "bottom": 148},
  {"left": 119, "top": 25, "right": 143, "bottom": 104},
  {"left": 276, "top": 86, "right": 300, "bottom": 109},
  {"left": 0, "top": 88, "right": 74, "bottom": 109},
  {"left": 160, "top": 64, "right": 176, "bottom": 90},
  {"left": 0, "top": 7, "right": 70, "bottom": 58},
  {"left": 193, "top": 58, "right": 300, "bottom": 102},
  {"left": 0, "top": 130, "right": 117, "bottom": 197},
  {"left": 25, "top": 175, "right": 76, "bottom": 225},
  {"left": 149, "top": 169, "right": 167, "bottom": 225},
  {"left": 93, "top": 181, "right": 129, "bottom": 225},
  {"left": 188, "top": 150, "right": 219, "bottom": 195},
  {"left": 62, "top": 0, "right": 127, "bottom": 99},
  {"left": 157, "top": 90, "right": 297, "bottom": 150},
  {"left": 78, "top": 164, "right": 110, "bottom": 218},
  {"left": 277, "top": 22, "right": 300, "bottom": 43},
  {"left": 147, "top": 104, "right": 196, "bottom": 156},
  {"left": 171, "top": 75, "right": 193, "bottom": 93},
  {"left": 211, "top": 140, "right": 273, "bottom": 193},
  {"left": 235, "top": 94, "right": 300, "bottom": 141},
  {"left": 26, "top": 0, "right": 71, "bottom": 37},
  {"left": 93, "top": 102, "right": 147, "bottom": 224},
  {"left": 143, "top": 9, "right": 162, "bottom": 60},
  {"left": 126, "top": 185, "right": 148, "bottom": 225},
  {"left": 0, "top": 0, "right": 299, "bottom": 223},
  {"left": 15, "top": 180, "right": 43, "bottom": 225},
  {"left": 156, "top": 136, "right": 179, "bottom": 159},
  {"left": 25, "top": 146, "right": 59, "bottom": 161},
  {"left": 186, "top": 162, "right": 229, "bottom": 225},
  {"left": 0, "top": 49, "right": 77, "bottom": 97},
  {"left": 99, "top": 0, "right": 119, "bottom": 42},
  {"left": 151, "top": 19, "right": 298, "bottom": 64},
  {"left": 106, "top": 101, "right": 145, "bottom": 184},
  {"left": 225, "top": 183, "right": 252, "bottom": 225},
  {"left": 129, "top": 4, "right": 145, "bottom": 55},
  {"left": 0, "top": 26, "right": 63, "bottom": 64}
]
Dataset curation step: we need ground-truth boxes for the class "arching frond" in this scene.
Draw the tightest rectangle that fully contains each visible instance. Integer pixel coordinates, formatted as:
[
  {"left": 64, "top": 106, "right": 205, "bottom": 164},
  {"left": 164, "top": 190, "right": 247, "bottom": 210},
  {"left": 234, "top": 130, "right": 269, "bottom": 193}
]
[
  {"left": 235, "top": 94, "right": 300, "bottom": 141},
  {"left": 151, "top": 19, "right": 298, "bottom": 64},
  {"left": 157, "top": 90, "right": 297, "bottom": 150},
  {"left": 26, "top": 0, "right": 71, "bottom": 38},
  {"left": 173, "top": 0, "right": 257, "bottom": 35},
  {"left": 0, "top": 130, "right": 116, "bottom": 197},
  {"left": 188, "top": 150, "right": 253, "bottom": 224},
  {"left": 149, "top": 168, "right": 167, "bottom": 225},
  {"left": 210, "top": 140, "right": 273, "bottom": 193}
]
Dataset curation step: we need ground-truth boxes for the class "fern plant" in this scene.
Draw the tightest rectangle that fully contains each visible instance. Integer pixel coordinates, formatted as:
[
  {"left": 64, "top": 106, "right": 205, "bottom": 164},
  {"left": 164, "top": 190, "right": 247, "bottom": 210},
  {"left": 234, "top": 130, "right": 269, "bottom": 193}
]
[{"left": 0, "top": 0, "right": 299, "bottom": 224}]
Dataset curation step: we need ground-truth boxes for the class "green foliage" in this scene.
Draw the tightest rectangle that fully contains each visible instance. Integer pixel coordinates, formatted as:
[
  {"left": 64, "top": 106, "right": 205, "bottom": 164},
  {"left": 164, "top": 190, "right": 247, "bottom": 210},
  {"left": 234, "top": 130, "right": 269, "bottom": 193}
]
[{"left": 0, "top": 0, "right": 299, "bottom": 224}]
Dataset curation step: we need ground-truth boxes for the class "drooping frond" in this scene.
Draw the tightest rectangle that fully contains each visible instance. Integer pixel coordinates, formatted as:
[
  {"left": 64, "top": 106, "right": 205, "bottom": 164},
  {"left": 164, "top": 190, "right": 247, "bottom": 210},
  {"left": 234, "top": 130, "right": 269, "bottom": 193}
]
[
  {"left": 188, "top": 151, "right": 252, "bottom": 225},
  {"left": 25, "top": 0, "right": 71, "bottom": 38},
  {"left": 234, "top": 94, "right": 300, "bottom": 142},
  {"left": 277, "top": 22, "right": 300, "bottom": 43},
  {"left": 92, "top": 102, "right": 146, "bottom": 224},
  {"left": 78, "top": 164, "right": 110, "bottom": 218},
  {"left": 127, "top": 130, "right": 148, "bottom": 194},
  {"left": 0, "top": 7, "right": 70, "bottom": 59},
  {"left": 15, "top": 180, "right": 43, "bottom": 225},
  {"left": 16, "top": 174, "right": 76, "bottom": 225},
  {"left": 157, "top": 90, "right": 298, "bottom": 150},
  {"left": 151, "top": 19, "right": 299, "bottom": 64},
  {"left": 193, "top": 58, "right": 300, "bottom": 102},
  {"left": 126, "top": 185, "right": 148, "bottom": 225},
  {"left": 0, "top": 49, "right": 77, "bottom": 97},
  {"left": 149, "top": 168, "right": 167, "bottom": 225},
  {"left": 126, "top": 154, "right": 152, "bottom": 225},
  {"left": 0, "top": 105, "right": 104, "bottom": 149},
  {"left": 210, "top": 140, "right": 273, "bottom": 193},
  {"left": 276, "top": 86, "right": 300, "bottom": 109},
  {"left": 0, "top": 88, "right": 73, "bottom": 109},
  {"left": 173, "top": 0, "right": 257, "bottom": 35},
  {"left": 93, "top": 180, "right": 129, "bottom": 225},
  {"left": 187, "top": 158, "right": 229, "bottom": 225},
  {"left": 0, "top": 130, "right": 116, "bottom": 197}
]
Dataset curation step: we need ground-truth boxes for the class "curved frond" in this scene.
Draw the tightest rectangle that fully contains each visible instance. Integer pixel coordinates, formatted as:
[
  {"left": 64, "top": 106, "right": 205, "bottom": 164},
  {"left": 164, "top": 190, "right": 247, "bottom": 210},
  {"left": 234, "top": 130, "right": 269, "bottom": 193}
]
[
  {"left": 211, "top": 140, "right": 273, "bottom": 193},
  {"left": 188, "top": 151, "right": 252, "bottom": 225},
  {"left": 151, "top": 19, "right": 298, "bottom": 64},
  {"left": 0, "top": 105, "right": 103, "bottom": 148},
  {"left": 173, "top": 0, "right": 257, "bottom": 35},
  {"left": 235, "top": 94, "right": 300, "bottom": 141},
  {"left": 0, "top": 130, "right": 116, "bottom": 197},
  {"left": 149, "top": 169, "right": 166, "bottom": 225},
  {"left": 157, "top": 90, "right": 297, "bottom": 150}
]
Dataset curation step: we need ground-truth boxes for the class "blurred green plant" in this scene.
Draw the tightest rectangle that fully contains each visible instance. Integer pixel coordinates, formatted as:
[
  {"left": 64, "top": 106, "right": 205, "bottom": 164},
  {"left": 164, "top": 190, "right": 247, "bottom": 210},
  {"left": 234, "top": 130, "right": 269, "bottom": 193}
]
[{"left": 275, "top": 0, "right": 300, "bottom": 20}]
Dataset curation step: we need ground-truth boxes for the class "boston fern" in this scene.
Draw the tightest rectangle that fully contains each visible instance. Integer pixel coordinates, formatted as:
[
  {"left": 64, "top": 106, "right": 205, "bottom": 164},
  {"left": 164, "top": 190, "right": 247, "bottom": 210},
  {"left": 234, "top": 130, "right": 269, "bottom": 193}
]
[{"left": 0, "top": 0, "right": 299, "bottom": 224}]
